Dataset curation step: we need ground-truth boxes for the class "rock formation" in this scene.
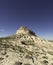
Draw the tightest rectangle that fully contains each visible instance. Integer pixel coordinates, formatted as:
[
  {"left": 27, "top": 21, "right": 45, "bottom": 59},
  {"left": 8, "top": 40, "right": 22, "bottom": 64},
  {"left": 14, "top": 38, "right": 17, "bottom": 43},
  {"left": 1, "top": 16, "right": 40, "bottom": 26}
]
[{"left": 0, "top": 26, "right": 53, "bottom": 65}]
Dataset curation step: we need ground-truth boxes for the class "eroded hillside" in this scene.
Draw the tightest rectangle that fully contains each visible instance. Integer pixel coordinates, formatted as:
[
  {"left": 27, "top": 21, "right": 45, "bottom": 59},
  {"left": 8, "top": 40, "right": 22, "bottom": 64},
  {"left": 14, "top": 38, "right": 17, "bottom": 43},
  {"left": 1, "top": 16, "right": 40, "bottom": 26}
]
[{"left": 0, "top": 26, "right": 53, "bottom": 65}]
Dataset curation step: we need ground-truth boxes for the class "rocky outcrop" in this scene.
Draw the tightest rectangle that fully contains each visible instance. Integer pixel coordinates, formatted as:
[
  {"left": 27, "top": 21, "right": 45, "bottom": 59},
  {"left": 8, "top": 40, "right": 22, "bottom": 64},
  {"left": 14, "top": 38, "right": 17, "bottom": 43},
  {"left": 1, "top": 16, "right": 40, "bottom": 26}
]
[
  {"left": 16, "top": 26, "right": 36, "bottom": 36},
  {"left": 0, "top": 26, "right": 53, "bottom": 65}
]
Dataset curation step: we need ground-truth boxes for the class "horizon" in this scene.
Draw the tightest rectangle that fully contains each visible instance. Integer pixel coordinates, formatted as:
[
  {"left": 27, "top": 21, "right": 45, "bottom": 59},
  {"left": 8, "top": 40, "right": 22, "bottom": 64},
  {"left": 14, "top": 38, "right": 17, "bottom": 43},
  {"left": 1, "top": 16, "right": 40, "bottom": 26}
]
[
  {"left": 0, "top": 0, "right": 53, "bottom": 40},
  {"left": 0, "top": 26, "right": 53, "bottom": 40}
]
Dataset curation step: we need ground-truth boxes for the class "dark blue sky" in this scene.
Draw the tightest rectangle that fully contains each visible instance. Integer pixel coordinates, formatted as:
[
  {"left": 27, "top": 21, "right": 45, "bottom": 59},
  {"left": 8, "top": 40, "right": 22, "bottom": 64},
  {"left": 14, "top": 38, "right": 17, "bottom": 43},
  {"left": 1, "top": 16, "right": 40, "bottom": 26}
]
[{"left": 0, "top": 0, "right": 53, "bottom": 40}]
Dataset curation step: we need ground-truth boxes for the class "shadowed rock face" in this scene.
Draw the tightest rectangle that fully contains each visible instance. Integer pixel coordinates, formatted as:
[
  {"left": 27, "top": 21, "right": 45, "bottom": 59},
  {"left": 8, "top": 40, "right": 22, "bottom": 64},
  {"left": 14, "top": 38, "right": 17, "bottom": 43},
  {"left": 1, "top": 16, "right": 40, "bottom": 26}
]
[{"left": 0, "top": 26, "right": 53, "bottom": 65}]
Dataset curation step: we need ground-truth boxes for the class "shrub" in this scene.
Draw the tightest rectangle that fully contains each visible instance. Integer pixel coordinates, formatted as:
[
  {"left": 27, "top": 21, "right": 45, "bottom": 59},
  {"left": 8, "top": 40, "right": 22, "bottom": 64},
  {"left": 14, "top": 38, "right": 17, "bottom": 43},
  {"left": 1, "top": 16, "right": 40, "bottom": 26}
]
[
  {"left": 42, "top": 56, "right": 48, "bottom": 59},
  {"left": 0, "top": 57, "right": 4, "bottom": 60},
  {"left": 14, "top": 62, "right": 22, "bottom": 65},
  {"left": 51, "top": 63, "right": 53, "bottom": 65},
  {"left": 24, "top": 63, "right": 30, "bottom": 65}
]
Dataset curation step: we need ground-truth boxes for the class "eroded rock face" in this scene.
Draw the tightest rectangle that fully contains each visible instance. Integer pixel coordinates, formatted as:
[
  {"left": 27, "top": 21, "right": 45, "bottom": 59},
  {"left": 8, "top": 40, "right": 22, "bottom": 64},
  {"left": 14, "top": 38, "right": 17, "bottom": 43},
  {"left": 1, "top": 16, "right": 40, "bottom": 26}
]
[
  {"left": 0, "top": 26, "right": 53, "bottom": 65},
  {"left": 16, "top": 26, "right": 36, "bottom": 36}
]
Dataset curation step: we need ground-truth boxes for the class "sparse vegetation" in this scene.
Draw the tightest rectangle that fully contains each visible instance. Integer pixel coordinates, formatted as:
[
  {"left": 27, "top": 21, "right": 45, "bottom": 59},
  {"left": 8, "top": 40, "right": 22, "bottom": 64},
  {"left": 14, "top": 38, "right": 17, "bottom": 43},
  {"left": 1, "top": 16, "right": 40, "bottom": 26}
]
[
  {"left": 48, "top": 51, "right": 53, "bottom": 55},
  {"left": 14, "top": 62, "right": 22, "bottom": 65},
  {"left": 40, "top": 60, "right": 48, "bottom": 65},
  {"left": 0, "top": 57, "right": 4, "bottom": 60},
  {"left": 24, "top": 63, "right": 30, "bottom": 65},
  {"left": 0, "top": 26, "right": 53, "bottom": 65},
  {"left": 21, "top": 41, "right": 35, "bottom": 46},
  {"left": 25, "top": 54, "right": 32, "bottom": 59},
  {"left": 42, "top": 56, "right": 48, "bottom": 59},
  {"left": 51, "top": 63, "right": 53, "bottom": 65}
]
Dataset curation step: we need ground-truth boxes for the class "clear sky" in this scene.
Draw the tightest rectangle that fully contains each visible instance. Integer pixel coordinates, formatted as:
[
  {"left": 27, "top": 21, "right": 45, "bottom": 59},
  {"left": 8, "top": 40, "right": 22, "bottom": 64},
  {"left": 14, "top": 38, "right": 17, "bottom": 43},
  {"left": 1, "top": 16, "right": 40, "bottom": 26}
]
[{"left": 0, "top": 0, "right": 53, "bottom": 40}]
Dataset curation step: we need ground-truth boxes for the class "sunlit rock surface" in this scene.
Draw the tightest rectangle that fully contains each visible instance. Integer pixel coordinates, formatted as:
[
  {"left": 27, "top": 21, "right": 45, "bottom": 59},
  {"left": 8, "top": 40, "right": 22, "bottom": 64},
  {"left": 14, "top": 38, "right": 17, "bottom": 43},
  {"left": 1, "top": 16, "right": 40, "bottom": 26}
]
[{"left": 0, "top": 26, "right": 53, "bottom": 65}]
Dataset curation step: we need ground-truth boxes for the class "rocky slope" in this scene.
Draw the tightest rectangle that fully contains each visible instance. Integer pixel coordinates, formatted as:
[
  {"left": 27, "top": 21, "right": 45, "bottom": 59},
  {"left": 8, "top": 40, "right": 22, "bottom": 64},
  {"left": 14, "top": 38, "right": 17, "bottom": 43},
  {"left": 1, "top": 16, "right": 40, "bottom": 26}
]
[{"left": 0, "top": 26, "right": 53, "bottom": 65}]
